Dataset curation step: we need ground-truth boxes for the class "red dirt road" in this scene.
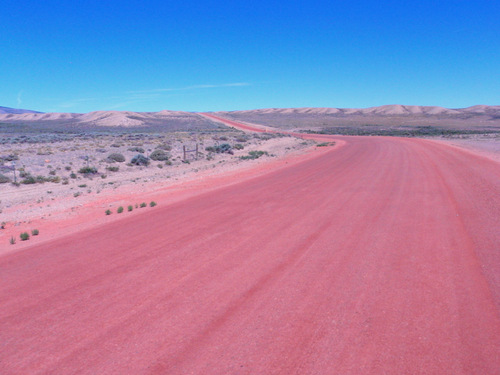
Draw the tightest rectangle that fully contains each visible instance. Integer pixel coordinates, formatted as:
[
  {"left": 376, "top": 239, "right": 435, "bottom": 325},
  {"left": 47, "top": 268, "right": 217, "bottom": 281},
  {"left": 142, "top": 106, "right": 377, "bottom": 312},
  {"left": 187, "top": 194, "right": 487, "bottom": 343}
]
[{"left": 1, "top": 123, "right": 500, "bottom": 374}]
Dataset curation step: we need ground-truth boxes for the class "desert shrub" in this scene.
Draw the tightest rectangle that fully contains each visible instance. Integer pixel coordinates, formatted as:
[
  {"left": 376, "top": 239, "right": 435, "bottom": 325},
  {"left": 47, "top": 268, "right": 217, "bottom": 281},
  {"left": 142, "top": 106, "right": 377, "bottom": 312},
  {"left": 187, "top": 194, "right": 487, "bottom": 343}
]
[
  {"left": 46, "top": 176, "right": 60, "bottom": 183},
  {"left": 107, "top": 153, "right": 125, "bottom": 163},
  {"left": 74, "top": 192, "right": 81, "bottom": 197},
  {"left": 0, "top": 174, "right": 11, "bottom": 184},
  {"left": 150, "top": 201, "right": 157, "bottom": 207},
  {"left": 205, "top": 143, "right": 233, "bottom": 154},
  {"left": 10, "top": 236, "right": 15, "bottom": 245},
  {"left": 21, "top": 176, "right": 36, "bottom": 184},
  {"left": 105, "top": 209, "right": 112, "bottom": 215},
  {"left": 127, "top": 205, "right": 133, "bottom": 212},
  {"left": 70, "top": 173, "right": 77, "bottom": 179},
  {"left": 131, "top": 154, "right": 150, "bottom": 166},
  {"left": 140, "top": 202, "right": 147, "bottom": 208},
  {"left": 0, "top": 154, "right": 19, "bottom": 162},
  {"left": 155, "top": 144, "right": 172, "bottom": 151},
  {"left": 62, "top": 178, "right": 69, "bottom": 185},
  {"left": 106, "top": 166, "right": 119, "bottom": 172},
  {"left": 149, "top": 149, "right": 169, "bottom": 161},
  {"left": 240, "top": 150, "right": 268, "bottom": 160},
  {"left": 128, "top": 146, "right": 145, "bottom": 153},
  {"left": 20, "top": 232, "right": 30, "bottom": 241},
  {"left": 233, "top": 144, "right": 244, "bottom": 150},
  {"left": 78, "top": 166, "right": 98, "bottom": 174},
  {"left": 117, "top": 206, "right": 124, "bottom": 214},
  {"left": 31, "top": 229, "right": 39, "bottom": 236},
  {"left": 235, "top": 137, "right": 248, "bottom": 143},
  {"left": 49, "top": 170, "right": 56, "bottom": 175},
  {"left": 65, "top": 166, "right": 72, "bottom": 171}
]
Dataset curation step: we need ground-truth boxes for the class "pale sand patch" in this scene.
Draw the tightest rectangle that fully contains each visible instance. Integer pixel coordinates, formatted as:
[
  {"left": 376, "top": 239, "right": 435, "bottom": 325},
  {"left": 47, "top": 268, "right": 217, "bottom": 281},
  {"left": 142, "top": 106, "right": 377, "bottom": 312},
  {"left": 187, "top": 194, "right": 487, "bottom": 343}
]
[{"left": 431, "top": 135, "right": 500, "bottom": 163}]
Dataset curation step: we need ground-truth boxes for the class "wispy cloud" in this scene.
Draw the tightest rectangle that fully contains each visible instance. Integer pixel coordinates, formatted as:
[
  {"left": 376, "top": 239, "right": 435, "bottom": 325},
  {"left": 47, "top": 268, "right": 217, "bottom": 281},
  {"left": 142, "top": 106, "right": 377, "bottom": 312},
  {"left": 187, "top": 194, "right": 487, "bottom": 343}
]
[
  {"left": 127, "top": 82, "right": 251, "bottom": 94},
  {"left": 51, "top": 83, "right": 249, "bottom": 111},
  {"left": 57, "top": 93, "right": 161, "bottom": 109},
  {"left": 17, "top": 90, "right": 23, "bottom": 107}
]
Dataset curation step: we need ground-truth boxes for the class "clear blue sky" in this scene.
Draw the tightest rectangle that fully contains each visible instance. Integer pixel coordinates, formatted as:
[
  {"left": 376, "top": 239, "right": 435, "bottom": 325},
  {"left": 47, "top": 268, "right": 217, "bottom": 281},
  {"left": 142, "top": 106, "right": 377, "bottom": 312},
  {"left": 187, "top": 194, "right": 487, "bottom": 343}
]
[{"left": 1, "top": 0, "right": 499, "bottom": 113}]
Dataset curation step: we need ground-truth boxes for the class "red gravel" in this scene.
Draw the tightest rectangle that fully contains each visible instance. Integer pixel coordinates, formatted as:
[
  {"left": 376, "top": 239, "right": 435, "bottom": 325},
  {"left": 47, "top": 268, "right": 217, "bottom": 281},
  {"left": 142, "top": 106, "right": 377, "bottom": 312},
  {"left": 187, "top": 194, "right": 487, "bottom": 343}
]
[{"left": 1, "top": 119, "right": 499, "bottom": 374}]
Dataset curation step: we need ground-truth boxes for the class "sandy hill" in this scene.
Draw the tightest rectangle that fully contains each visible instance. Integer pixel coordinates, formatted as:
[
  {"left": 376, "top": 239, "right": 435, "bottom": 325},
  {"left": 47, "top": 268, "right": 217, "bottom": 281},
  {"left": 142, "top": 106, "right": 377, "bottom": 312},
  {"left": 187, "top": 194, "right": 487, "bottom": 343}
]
[
  {"left": 214, "top": 105, "right": 500, "bottom": 134},
  {"left": 216, "top": 105, "right": 500, "bottom": 118},
  {"left": 0, "top": 110, "right": 224, "bottom": 132},
  {"left": 1, "top": 105, "right": 499, "bottom": 134}
]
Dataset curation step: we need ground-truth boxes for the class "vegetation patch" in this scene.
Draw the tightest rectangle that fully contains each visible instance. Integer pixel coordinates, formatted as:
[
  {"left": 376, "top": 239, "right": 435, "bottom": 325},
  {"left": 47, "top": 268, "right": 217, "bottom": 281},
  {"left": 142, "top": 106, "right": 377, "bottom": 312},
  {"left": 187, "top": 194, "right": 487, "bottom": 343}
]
[
  {"left": 205, "top": 143, "right": 233, "bottom": 154},
  {"left": 150, "top": 149, "right": 169, "bottom": 161},
  {"left": 0, "top": 174, "right": 11, "bottom": 183},
  {"left": 240, "top": 150, "right": 268, "bottom": 160},
  {"left": 131, "top": 154, "right": 150, "bottom": 166},
  {"left": 106, "top": 153, "right": 125, "bottom": 163},
  {"left": 78, "top": 166, "right": 98, "bottom": 175}
]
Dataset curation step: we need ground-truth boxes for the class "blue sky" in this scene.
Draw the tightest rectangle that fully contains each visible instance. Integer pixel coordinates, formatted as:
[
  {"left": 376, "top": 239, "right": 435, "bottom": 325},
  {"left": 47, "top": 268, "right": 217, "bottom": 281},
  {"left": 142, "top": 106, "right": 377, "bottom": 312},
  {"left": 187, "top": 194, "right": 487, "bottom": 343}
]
[{"left": 1, "top": 0, "right": 499, "bottom": 113}]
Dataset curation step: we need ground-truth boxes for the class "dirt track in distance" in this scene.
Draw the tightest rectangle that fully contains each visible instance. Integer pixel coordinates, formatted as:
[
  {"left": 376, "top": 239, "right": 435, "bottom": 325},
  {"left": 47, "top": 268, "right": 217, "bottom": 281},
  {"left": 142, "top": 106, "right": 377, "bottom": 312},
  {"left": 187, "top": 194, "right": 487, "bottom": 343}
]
[{"left": 1, "top": 116, "right": 499, "bottom": 374}]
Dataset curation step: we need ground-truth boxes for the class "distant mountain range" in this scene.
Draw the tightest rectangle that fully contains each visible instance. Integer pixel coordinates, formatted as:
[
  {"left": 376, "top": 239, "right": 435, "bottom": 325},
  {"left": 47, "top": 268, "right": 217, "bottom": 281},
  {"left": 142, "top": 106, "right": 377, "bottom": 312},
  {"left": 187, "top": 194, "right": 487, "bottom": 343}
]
[
  {"left": 0, "top": 105, "right": 499, "bottom": 129},
  {"left": 0, "top": 106, "right": 43, "bottom": 114},
  {"left": 216, "top": 104, "right": 500, "bottom": 117}
]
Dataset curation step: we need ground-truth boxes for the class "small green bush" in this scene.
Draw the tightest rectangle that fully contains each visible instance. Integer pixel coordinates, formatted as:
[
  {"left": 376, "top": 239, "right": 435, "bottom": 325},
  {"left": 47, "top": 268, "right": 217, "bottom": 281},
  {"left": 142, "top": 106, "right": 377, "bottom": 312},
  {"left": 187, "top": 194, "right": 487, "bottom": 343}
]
[
  {"left": 128, "top": 146, "right": 145, "bottom": 153},
  {"left": 240, "top": 150, "right": 268, "bottom": 160},
  {"left": 150, "top": 201, "right": 157, "bottom": 207},
  {"left": 106, "top": 166, "right": 119, "bottom": 172},
  {"left": 130, "top": 154, "right": 150, "bottom": 166},
  {"left": 21, "top": 176, "right": 37, "bottom": 184},
  {"left": 205, "top": 143, "right": 233, "bottom": 154},
  {"left": 78, "top": 167, "right": 98, "bottom": 174},
  {"left": 10, "top": 236, "right": 16, "bottom": 245},
  {"left": 117, "top": 206, "right": 124, "bottom": 213},
  {"left": 150, "top": 149, "right": 169, "bottom": 161},
  {"left": 105, "top": 209, "right": 112, "bottom": 215},
  {"left": 155, "top": 144, "right": 172, "bottom": 151},
  {"left": 0, "top": 174, "right": 11, "bottom": 184},
  {"left": 127, "top": 205, "right": 133, "bottom": 212},
  {"left": 316, "top": 142, "right": 334, "bottom": 147},
  {"left": 233, "top": 144, "right": 244, "bottom": 150},
  {"left": 107, "top": 153, "right": 125, "bottom": 163},
  {"left": 20, "top": 232, "right": 30, "bottom": 241},
  {"left": 140, "top": 202, "right": 147, "bottom": 208},
  {"left": 31, "top": 229, "right": 39, "bottom": 236},
  {"left": 70, "top": 173, "right": 77, "bottom": 179}
]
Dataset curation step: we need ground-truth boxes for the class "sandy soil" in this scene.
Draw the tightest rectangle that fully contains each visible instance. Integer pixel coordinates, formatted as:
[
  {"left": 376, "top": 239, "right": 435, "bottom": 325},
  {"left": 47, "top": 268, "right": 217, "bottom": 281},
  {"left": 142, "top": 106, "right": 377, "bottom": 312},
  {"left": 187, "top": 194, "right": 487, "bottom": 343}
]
[
  {"left": 430, "top": 134, "right": 500, "bottom": 162},
  {"left": 0, "top": 133, "right": 319, "bottom": 250}
]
